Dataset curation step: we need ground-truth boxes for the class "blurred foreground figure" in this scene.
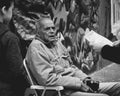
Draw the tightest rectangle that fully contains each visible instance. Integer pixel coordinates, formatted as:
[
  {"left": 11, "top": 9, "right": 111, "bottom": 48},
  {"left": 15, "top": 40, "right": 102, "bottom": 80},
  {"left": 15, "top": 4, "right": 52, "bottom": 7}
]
[{"left": 0, "top": 0, "right": 28, "bottom": 96}]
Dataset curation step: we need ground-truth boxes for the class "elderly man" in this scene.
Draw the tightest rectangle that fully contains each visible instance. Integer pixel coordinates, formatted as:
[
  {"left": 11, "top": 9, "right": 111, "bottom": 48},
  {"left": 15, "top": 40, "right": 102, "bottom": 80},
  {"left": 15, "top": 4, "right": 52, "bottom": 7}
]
[{"left": 25, "top": 17, "right": 120, "bottom": 96}]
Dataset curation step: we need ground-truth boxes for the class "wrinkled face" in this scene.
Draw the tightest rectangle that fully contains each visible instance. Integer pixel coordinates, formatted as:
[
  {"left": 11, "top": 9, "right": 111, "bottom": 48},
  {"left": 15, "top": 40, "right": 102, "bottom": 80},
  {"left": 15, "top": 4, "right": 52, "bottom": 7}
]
[
  {"left": 40, "top": 19, "right": 57, "bottom": 43},
  {"left": 3, "top": 3, "right": 14, "bottom": 23}
]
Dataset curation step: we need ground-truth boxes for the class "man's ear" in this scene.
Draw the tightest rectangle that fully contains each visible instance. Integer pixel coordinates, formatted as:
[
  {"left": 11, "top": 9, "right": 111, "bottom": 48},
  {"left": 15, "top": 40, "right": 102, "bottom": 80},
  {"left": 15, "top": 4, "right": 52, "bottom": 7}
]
[{"left": 1, "top": 6, "right": 6, "bottom": 15}]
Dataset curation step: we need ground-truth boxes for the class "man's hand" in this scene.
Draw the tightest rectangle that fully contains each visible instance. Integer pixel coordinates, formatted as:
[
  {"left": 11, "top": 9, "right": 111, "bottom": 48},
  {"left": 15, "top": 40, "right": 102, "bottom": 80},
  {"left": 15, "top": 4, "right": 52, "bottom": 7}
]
[
  {"left": 83, "top": 77, "right": 99, "bottom": 92},
  {"left": 113, "top": 40, "right": 120, "bottom": 47},
  {"left": 80, "top": 81, "right": 94, "bottom": 92}
]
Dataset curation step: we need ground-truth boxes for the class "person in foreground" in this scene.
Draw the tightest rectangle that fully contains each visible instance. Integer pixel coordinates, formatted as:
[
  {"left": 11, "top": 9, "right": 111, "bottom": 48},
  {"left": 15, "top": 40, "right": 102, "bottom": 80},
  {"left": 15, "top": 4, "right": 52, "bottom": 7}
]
[
  {"left": 87, "top": 29, "right": 120, "bottom": 64},
  {"left": 100, "top": 41, "right": 120, "bottom": 64},
  {"left": 25, "top": 17, "right": 120, "bottom": 96},
  {"left": 0, "top": 0, "right": 28, "bottom": 96}
]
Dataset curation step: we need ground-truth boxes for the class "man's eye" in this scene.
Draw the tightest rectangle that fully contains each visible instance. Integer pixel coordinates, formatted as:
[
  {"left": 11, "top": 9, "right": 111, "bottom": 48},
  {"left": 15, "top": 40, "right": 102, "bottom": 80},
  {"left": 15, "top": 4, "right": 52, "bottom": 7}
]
[
  {"left": 45, "top": 27, "right": 50, "bottom": 30},
  {"left": 45, "top": 27, "right": 55, "bottom": 30},
  {"left": 51, "top": 27, "right": 55, "bottom": 30}
]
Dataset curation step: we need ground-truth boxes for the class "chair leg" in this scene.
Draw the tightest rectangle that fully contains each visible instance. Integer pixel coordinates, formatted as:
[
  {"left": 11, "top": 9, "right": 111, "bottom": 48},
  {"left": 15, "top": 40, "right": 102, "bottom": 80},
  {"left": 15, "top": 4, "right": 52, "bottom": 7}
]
[
  {"left": 41, "top": 89, "right": 46, "bottom": 96},
  {"left": 57, "top": 90, "right": 62, "bottom": 96}
]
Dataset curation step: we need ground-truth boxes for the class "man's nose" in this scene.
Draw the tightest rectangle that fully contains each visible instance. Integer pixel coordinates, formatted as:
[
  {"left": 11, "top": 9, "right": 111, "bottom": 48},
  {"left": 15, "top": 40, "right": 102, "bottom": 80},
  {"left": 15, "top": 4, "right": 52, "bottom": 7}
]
[
  {"left": 50, "top": 27, "right": 54, "bottom": 32},
  {"left": 49, "top": 28, "right": 56, "bottom": 34}
]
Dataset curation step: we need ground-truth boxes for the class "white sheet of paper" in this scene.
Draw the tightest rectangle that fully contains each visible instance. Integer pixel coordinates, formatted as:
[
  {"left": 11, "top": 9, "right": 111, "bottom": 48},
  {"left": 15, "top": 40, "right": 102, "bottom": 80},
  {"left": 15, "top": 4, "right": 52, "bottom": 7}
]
[
  {"left": 84, "top": 29, "right": 113, "bottom": 48},
  {"left": 112, "top": 20, "right": 120, "bottom": 36},
  {"left": 111, "top": 20, "right": 120, "bottom": 39}
]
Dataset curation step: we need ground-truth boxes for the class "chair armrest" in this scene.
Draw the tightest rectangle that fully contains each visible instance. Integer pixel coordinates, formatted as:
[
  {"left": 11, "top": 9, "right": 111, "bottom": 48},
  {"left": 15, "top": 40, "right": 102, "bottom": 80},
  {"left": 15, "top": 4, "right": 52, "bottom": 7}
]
[{"left": 30, "top": 85, "right": 64, "bottom": 91}]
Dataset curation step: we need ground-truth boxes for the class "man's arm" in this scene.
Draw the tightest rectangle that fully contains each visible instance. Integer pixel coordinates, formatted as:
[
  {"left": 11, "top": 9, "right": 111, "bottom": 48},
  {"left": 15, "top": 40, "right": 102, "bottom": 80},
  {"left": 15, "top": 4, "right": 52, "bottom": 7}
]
[
  {"left": 6, "top": 35, "right": 24, "bottom": 76},
  {"left": 101, "top": 45, "right": 120, "bottom": 64},
  {"left": 70, "top": 65, "right": 88, "bottom": 80}
]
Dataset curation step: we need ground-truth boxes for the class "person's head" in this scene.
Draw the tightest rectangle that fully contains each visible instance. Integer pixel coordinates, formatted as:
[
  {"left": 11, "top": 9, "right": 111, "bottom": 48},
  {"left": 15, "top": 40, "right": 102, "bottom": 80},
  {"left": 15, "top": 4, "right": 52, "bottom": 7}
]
[
  {"left": 36, "top": 18, "right": 57, "bottom": 43},
  {"left": 0, "top": 0, "right": 14, "bottom": 24}
]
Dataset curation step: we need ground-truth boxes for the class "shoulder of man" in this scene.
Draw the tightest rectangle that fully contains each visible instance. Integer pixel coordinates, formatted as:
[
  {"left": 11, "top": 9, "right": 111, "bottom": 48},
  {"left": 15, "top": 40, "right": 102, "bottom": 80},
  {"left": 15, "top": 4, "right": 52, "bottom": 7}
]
[
  {"left": 1, "top": 30, "right": 20, "bottom": 45},
  {"left": 3, "top": 30, "right": 19, "bottom": 40}
]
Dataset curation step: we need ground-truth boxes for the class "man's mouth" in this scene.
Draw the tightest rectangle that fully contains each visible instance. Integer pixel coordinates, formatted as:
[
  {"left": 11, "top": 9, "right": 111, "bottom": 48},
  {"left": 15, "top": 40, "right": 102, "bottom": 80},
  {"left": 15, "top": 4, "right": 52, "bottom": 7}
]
[
  {"left": 49, "top": 35, "right": 55, "bottom": 37},
  {"left": 49, "top": 35, "right": 56, "bottom": 38},
  {"left": 49, "top": 35, "right": 58, "bottom": 40}
]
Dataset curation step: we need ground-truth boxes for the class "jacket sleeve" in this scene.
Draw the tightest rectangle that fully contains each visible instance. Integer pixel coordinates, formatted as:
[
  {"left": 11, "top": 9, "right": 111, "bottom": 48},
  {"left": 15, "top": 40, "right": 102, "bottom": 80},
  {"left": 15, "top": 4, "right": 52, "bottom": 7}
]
[
  {"left": 70, "top": 65, "right": 88, "bottom": 80},
  {"left": 26, "top": 43, "right": 85, "bottom": 89},
  {"left": 101, "top": 45, "right": 120, "bottom": 64},
  {"left": 6, "top": 35, "right": 24, "bottom": 77}
]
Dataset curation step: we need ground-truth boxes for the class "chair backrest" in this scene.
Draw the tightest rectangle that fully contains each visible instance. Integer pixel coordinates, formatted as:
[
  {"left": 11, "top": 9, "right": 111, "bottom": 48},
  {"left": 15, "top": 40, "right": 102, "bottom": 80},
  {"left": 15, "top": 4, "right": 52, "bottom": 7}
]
[
  {"left": 23, "top": 59, "right": 39, "bottom": 96},
  {"left": 23, "top": 59, "right": 35, "bottom": 85}
]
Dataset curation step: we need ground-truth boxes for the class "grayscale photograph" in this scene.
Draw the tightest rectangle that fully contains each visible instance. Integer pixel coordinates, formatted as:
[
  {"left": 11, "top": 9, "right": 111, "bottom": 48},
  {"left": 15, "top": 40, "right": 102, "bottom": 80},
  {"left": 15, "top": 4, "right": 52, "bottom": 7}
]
[{"left": 0, "top": 0, "right": 120, "bottom": 96}]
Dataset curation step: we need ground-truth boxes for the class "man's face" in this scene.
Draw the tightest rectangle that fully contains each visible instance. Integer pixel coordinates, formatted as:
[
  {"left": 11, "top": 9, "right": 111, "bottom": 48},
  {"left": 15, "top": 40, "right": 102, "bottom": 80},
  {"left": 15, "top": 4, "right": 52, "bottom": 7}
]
[{"left": 40, "top": 19, "right": 57, "bottom": 43}]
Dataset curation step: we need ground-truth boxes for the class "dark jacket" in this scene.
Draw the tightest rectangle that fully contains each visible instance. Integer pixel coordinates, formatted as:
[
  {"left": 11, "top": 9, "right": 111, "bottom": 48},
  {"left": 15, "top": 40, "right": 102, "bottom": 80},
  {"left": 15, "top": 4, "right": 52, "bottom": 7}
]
[
  {"left": 0, "top": 23, "right": 28, "bottom": 96},
  {"left": 101, "top": 45, "right": 120, "bottom": 64}
]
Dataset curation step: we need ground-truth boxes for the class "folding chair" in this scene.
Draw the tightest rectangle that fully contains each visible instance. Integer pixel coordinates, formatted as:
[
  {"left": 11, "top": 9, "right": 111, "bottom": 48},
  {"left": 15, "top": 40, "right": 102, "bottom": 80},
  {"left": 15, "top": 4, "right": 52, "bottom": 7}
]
[{"left": 23, "top": 59, "right": 64, "bottom": 96}]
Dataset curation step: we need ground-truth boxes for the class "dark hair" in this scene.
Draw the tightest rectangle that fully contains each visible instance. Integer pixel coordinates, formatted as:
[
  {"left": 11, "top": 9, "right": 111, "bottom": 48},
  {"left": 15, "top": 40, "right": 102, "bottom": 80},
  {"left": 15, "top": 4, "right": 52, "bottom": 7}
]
[{"left": 0, "top": 0, "right": 14, "bottom": 10}]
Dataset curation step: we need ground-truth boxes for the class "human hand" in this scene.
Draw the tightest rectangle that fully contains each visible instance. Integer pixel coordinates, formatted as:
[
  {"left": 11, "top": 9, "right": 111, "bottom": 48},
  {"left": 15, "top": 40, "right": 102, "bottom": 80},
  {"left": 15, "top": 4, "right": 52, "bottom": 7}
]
[
  {"left": 113, "top": 40, "right": 120, "bottom": 47},
  {"left": 83, "top": 77, "right": 99, "bottom": 92},
  {"left": 80, "top": 81, "right": 94, "bottom": 92}
]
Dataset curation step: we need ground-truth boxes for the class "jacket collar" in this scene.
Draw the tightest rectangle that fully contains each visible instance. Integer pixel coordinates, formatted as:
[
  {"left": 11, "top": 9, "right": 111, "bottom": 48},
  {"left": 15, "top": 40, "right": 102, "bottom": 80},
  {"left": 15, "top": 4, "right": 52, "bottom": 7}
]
[
  {"left": 35, "top": 35, "right": 57, "bottom": 48},
  {"left": 0, "top": 22, "right": 9, "bottom": 36}
]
